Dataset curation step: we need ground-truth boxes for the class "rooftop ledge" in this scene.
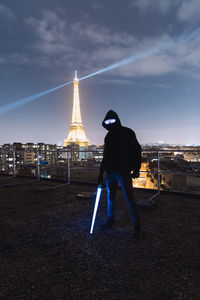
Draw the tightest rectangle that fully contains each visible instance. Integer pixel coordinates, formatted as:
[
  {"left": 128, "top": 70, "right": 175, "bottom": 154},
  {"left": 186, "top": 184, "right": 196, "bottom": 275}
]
[{"left": 0, "top": 177, "right": 199, "bottom": 299}]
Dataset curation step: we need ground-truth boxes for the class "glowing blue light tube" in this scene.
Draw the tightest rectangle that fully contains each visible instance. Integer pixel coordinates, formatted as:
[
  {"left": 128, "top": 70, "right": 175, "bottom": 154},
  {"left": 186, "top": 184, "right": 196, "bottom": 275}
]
[
  {"left": 90, "top": 187, "right": 102, "bottom": 234},
  {"left": 0, "top": 81, "right": 73, "bottom": 116}
]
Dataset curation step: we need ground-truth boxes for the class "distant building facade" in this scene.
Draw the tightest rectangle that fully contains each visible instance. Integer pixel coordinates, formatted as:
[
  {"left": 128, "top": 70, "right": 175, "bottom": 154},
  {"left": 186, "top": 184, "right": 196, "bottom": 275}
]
[
  {"left": 1, "top": 143, "right": 199, "bottom": 193},
  {"left": 0, "top": 142, "right": 57, "bottom": 174}
]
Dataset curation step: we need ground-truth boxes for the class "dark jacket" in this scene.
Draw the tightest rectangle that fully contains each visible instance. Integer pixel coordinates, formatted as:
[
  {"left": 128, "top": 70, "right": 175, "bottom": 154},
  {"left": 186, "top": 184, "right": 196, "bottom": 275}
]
[{"left": 100, "top": 110, "right": 141, "bottom": 173}]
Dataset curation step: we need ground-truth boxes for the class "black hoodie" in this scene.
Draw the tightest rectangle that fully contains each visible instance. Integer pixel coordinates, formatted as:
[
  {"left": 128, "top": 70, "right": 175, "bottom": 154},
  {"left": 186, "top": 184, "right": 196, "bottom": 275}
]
[{"left": 100, "top": 110, "right": 141, "bottom": 173}]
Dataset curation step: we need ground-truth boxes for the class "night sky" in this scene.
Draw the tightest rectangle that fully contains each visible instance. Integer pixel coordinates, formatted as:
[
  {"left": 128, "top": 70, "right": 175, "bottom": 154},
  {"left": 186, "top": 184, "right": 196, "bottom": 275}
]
[{"left": 0, "top": 0, "right": 200, "bottom": 146}]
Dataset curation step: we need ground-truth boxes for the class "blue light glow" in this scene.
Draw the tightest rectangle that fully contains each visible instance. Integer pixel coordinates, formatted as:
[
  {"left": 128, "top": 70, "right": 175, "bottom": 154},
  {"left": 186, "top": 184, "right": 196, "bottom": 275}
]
[
  {"left": 0, "top": 26, "right": 200, "bottom": 116},
  {"left": 105, "top": 119, "right": 116, "bottom": 125},
  {"left": 0, "top": 81, "right": 73, "bottom": 116},
  {"left": 90, "top": 187, "right": 102, "bottom": 234}
]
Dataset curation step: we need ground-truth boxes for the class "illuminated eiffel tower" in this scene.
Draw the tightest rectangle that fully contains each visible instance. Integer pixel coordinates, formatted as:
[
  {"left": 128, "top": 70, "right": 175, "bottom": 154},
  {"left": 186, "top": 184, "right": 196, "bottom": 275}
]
[{"left": 64, "top": 71, "right": 89, "bottom": 147}]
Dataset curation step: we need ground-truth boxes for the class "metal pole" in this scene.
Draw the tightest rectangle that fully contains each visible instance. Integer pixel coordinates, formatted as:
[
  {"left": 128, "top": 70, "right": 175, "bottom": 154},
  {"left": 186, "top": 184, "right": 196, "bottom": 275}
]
[
  {"left": 148, "top": 150, "right": 161, "bottom": 201},
  {"left": 37, "top": 151, "right": 40, "bottom": 179},
  {"left": 67, "top": 151, "right": 71, "bottom": 184},
  {"left": 157, "top": 150, "right": 160, "bottom": 194},
  {"left": 13, "top": 149, "right": 16, "bottom": 177}
]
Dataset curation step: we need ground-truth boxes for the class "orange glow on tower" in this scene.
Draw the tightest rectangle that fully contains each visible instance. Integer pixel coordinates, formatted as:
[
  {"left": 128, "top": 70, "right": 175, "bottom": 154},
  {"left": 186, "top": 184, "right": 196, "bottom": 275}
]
[{"left": 64, "top": 71, "right": 89, "bottom": 147}]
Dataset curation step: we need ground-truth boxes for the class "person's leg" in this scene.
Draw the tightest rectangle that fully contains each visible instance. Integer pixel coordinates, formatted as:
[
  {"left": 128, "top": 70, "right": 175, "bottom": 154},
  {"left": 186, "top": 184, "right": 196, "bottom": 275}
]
[
  {"left": 119, "top": 172, "right": 141, "bottom": 233},
  {"left": 102, "top": 171, "right": 118, "bottom": 228}
]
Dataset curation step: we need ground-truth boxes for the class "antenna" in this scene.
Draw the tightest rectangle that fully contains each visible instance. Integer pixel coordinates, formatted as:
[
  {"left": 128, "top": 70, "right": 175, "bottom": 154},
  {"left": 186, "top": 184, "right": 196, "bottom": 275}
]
[{"left": 75, "top": 70, "right": 78, "bottom": 79}]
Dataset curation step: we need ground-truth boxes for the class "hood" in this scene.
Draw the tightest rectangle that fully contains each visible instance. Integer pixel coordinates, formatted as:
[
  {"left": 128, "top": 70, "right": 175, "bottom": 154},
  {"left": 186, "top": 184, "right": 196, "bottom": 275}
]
[{"left": 102, "top": 110, "right": 121, "bottom": 131}]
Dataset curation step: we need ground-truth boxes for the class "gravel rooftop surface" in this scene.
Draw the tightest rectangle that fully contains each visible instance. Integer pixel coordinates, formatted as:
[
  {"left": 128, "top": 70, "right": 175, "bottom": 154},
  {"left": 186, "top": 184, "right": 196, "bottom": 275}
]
[{"left": 0, "top": 176, "right": 199, "bottom": 300}]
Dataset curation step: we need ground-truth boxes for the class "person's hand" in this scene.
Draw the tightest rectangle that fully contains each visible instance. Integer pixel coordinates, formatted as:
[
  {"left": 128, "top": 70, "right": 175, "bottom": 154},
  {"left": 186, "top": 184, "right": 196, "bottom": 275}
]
[
  {"left": 131, "top": 170, "right": 140, "bottom": 179},
  {"left": 98, "top": 172, "right": 103, "bottom": 186}
]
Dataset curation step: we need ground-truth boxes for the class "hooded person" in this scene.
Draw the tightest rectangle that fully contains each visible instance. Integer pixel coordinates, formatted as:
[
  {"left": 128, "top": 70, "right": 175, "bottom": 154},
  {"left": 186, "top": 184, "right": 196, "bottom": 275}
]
[{"left": 98, "top": 110, "right": 141, "bottom": 240}]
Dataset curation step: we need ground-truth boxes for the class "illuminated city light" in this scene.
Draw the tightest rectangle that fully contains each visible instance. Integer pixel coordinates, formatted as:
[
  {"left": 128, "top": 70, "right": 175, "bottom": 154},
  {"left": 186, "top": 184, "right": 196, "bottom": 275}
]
[
  {"left": 90, "top": 187, "right": 102, "bottom": 234},
  {"left": 0, "top": 26, "right": 200, "bottom": 116},
  {"left": 64, "top": 71, "right": 89, "bottom": 146}
]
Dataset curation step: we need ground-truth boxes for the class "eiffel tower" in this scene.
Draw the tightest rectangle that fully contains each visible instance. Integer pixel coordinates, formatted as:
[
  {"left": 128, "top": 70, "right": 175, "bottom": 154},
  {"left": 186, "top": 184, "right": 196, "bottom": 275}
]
[{"left": 64, "top": 71, "right": 89, "bottom": 147}]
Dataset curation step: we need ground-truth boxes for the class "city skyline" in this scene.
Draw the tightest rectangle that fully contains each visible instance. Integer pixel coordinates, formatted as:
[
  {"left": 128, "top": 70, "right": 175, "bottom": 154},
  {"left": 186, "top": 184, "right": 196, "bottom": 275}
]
[{"left": 0, "top": 0, "right": 200, "bottom": 145}]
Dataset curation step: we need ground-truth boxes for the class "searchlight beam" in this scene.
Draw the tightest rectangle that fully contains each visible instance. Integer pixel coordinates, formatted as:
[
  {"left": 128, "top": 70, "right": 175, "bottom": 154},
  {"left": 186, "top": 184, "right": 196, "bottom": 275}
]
[
  {"left": 0, "top": 27, "right": 200, "bottom": 115},
  {"left": 0, "top": 81, "right": 73, "bottom": 116}
]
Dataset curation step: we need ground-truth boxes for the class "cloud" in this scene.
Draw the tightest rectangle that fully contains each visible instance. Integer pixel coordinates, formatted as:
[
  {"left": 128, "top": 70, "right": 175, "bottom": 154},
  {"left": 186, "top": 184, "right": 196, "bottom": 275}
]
[
  {"left": 23, "top": 10, "right": 200, "bottom": 81},
  {"left": 70, "top": 21, "right": 136, "bottom": 47},
  {"left": 130, "top": 0, "right": 177, "bottom": 14},
  {"left": 90, "top": 0, "right": 102, "bottom": 10},
  {"left": 0, "top": 57, "right": 7, "bottom": 64},
  {"left": 177, "top": 0, "right": 200, "bottom": 22},
  {"left": 25, "top": 11, "right": 137, "bottom": 70},
  {"left": 26, "top": 10, "right": 70, "bottom": 55},
  {"left": 131, "top": 0, "right": 200, "bottom": 23},
  {"left": 0, "top": 4, "right": 15, "bottom": 19},
  {"left": 0, "top": 53, "right": 33, "bottom": 66}
]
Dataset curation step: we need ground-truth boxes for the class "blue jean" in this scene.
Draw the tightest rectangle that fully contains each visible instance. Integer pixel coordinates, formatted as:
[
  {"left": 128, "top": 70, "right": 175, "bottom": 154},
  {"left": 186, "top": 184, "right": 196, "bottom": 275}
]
[{"left": 105, "top": 170, "right": 141, "bottom": 230}]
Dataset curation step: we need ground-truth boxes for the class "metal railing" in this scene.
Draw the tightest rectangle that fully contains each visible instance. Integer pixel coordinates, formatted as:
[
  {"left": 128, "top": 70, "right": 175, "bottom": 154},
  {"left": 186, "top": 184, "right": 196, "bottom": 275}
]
[
  {"left": 0, "top": 147, "right": 200, "bottom": 195},
  {"left": 141, "top": 149, "right": 200, "bottom": 197}
]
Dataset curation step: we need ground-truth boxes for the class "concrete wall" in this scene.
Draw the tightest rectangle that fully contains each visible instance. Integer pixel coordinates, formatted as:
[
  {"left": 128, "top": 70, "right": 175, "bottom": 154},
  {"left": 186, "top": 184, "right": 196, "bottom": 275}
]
[{"left": 187, "top": 176, "right": 200, "bottom": 188}]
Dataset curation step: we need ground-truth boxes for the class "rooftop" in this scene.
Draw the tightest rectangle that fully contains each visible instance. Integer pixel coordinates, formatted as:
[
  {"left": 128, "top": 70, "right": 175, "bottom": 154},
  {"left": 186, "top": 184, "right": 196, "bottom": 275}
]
[{"left": 0, "top": 176, "right": 199, "bottom": 299}]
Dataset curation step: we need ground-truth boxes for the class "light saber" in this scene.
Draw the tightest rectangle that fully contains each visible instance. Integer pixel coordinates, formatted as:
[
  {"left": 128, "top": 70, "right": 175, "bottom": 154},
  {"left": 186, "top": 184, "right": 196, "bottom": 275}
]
[
  {"left": 1, "top": 26, "right": 200, "bottom": 116},
  {"left": 90, "top": 186, "right": 102, "bottom": 234}
]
